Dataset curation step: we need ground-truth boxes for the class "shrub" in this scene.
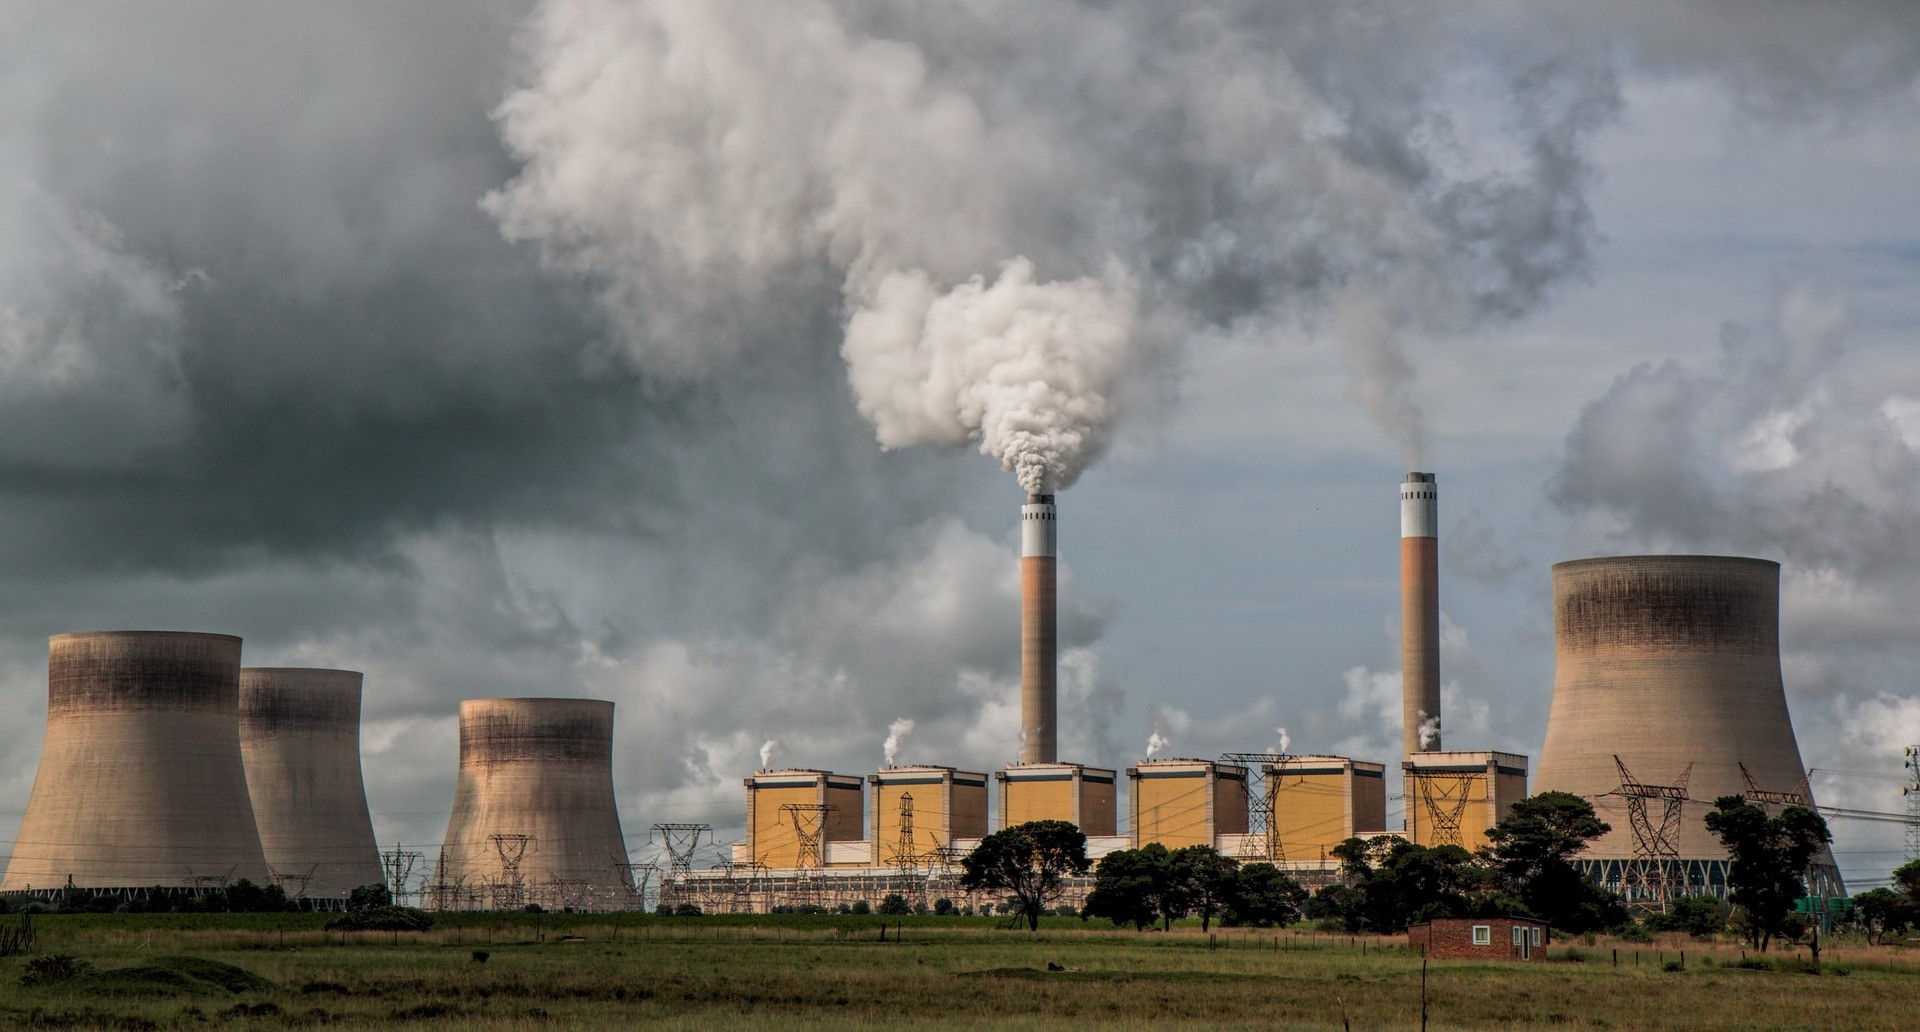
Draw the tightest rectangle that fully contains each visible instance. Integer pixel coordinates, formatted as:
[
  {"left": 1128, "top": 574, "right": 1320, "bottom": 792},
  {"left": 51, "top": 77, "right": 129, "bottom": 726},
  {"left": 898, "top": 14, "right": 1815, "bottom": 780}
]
[
  {"left": 878, "top": 894, "right": 913, "bottom": 916},
  {"left": 21, "top": 954, "right": 90, "bottom": 987},
  {"left": 850, "top": 900, "right": 871, "bottom": 915},
  {"left": 472, "top": 951, "right": 489, "bottom": 964},
  {"left": 674, "top": 903, "right": 702, "bottom": 916},
  {"left": 325, "top": 906, "right": 432, "bottom": 932},
  {"left": 1613, "top": 922, "right": 1655, "bottom": 944}
]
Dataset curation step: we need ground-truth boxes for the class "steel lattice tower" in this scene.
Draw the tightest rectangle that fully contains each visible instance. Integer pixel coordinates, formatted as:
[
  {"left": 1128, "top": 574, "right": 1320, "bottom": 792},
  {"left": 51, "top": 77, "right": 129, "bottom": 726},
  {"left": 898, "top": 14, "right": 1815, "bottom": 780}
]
[
  {"left": 1412, "top": 771, "right": 1478, "bottom": 847},
  {"left": 1611, "top": 756, "right": 1691, "bottom": 909},
  {"left": 650, "top": 824, "right": 711, "bottom": 879},
  {"left": 1223, "top": 752, "right": 1291, "bottom": 861}
]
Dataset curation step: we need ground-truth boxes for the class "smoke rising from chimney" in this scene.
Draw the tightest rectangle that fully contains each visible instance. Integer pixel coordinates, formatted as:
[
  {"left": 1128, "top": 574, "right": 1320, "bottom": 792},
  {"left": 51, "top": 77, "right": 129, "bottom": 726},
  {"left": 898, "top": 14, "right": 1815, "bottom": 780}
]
[
  {"left": 1145, "top": 731, "right": 1169, "bottom": 758},
  {"left": 882, "top": 718, "right": 915, "bottom": 767},
  {"left": 1417, "top": 714, "right": 1441, "bottom": 750},
  {"left": 759, "top": 738, "right": 780, "bottom": 771},
  {"left": 1275, "top": 726, "right": 1292, "bottom": 755}
]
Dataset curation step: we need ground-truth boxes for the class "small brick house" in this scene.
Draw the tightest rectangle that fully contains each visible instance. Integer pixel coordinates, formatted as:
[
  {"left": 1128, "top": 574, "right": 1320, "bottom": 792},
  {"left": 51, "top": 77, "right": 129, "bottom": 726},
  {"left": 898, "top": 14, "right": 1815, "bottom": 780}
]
[{"left": 1408, "top": 916, "right": 1547, "bottom": 961}]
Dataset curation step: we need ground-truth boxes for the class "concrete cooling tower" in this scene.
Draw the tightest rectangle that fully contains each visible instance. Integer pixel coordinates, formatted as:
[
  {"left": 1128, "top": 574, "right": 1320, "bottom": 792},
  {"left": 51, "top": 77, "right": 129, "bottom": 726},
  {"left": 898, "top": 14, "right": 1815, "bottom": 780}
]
[
  {"left": 2, "top": 631, "right": 270, "bottom": 893},
  {"left": 1534, "top": 556, "right": 1842, "bottom": 901},
  {"left": 435, "top": 698, "right": 630, "bottom": 910},
  {"left": 239, "top": 668, "right": 384, "bottom": 903}
]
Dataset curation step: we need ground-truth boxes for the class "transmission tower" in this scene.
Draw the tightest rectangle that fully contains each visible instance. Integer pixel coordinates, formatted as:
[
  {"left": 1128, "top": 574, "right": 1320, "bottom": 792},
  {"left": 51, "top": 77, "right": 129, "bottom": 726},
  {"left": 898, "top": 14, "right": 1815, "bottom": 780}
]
[
  {"left": 1406, "top": 768, "right": 1478, "bottom": 848},
  {"left": 1739, "top": 761, "right": 1809, "bottom": 810},
  {"left": 1611, "top": 756, "right": 1691, "bottom": 910},
  {"left": 429, "top": 848, "right": 454, "bottom": 911},
  {"left": 487, "top": 834, "right": 535, "bottom": 910},
  {"left": 1223, "top": 752, "right": 1291, "bottom": 862},
  {"left": 614, "top": 855, "right": 658, "bottom": 910},
  {"left": 1905, "top": 747, "right": 1920, "bottom": 861},
  {"left": 381, "top": 846, "right": 424, "bottom": 907},
  {"left": 887, "top": 793, "right": 919, "bottom": 869},
  {"left": 271, "top": 864, "right": 318, "bottom": 903},
  {"left": 650, "top": 824, "right": 712, "bottom": 879},
  {"left": 782, "top": 804, "right": 834, "bottom": 910}
]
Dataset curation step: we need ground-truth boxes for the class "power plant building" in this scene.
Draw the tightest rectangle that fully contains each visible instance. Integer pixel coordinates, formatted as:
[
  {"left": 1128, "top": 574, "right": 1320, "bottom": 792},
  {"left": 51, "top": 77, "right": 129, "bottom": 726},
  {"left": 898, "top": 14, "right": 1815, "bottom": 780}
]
[
  {"left": 1265, "top": 756, "right": 1388, "bottom": 864},
  {"left": 1534, "top": 555, "right": 1842, "bottom": 901},
  {"left": 1403, "top": 751, "right": 1528, "bottom": 852},
  {"left": 1127, "top": 759, "right": 1249, "bottom": 849},
  {"left": 868, "top": 766, "right": 988, "bottom": 866},
  {"left": 743, "top": 769, "right": 865, "bottom": 869},
  {"left": 998, "top": 763, "right": 1116, "bottom": 836},
  {"left": 435, "top": 698, "right": 631, "bottom": 910},
  {"left": 238, "top": 668, "right": 383, "bottom": 902},
  {"left": 2, "top": 631, "right": 272, "bottom": 893}
]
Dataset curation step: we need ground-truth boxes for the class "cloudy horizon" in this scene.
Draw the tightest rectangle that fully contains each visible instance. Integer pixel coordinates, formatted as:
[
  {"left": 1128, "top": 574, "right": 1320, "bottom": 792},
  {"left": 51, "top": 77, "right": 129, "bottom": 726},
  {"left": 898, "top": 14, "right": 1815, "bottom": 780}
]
[{"left": 2, "top": 1, "right": 1917, "bottom": 887}]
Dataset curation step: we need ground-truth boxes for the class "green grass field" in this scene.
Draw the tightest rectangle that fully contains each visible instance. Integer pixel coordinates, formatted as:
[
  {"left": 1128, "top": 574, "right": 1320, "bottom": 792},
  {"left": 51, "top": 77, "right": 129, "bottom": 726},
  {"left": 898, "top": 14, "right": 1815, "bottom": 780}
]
[{"left": 0, "top": 914, "right": 1913, "bottom": 1030}]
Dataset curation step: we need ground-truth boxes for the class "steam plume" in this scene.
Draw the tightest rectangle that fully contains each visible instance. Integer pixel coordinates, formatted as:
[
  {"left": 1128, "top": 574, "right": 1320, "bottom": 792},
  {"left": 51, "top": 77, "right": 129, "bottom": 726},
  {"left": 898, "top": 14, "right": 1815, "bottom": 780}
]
[
  {"left": 883, "top": 718, "right": 915, "bottom": 767},
  {"left": 1275, "top": 727, "right": 1292, "bottom": 755},
  {"left": 758, "top": 738, "right": 780, "bottom": 771},
  {"left": 1145, "top": 731, "right": 1170, "bottom": 758},
  {"left": 1417, "top": 714, "right": 1441, "bottom": 750}
]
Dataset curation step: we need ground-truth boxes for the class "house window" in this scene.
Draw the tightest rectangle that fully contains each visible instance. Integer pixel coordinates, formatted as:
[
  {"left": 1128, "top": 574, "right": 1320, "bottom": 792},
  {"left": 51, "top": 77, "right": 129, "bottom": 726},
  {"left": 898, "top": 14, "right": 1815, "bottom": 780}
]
[
  {"left": 1530, "top": 927, "right": 1543, "bottom": 946},
  {"left": 1511, "top": 926, "right": 1525, "bottom": 945},
  {"left": 1471, "top": 925, "right": 1491, "bottom": 946}
]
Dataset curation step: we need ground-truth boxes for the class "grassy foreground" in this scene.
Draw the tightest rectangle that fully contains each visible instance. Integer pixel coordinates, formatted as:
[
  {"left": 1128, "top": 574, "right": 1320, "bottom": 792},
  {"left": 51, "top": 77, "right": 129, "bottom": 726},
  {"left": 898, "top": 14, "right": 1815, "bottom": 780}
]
[{"left": 0, "top": 914, "right": 1914, "bottom": 1030}]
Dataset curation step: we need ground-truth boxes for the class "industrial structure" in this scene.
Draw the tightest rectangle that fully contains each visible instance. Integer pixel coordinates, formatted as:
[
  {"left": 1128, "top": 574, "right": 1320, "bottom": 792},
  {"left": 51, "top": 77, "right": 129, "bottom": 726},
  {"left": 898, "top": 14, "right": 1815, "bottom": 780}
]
[
  {"left": 1264, "top": 755, "right": 1388, "bottom": 865},
  {"left": 998, "top": 762, "right": 1117, "bottom": 836},
  {"left": 2, "top": 631, "right": 272, "bottom": 894},
  {"left": 1021, "top": 492, "right": 1059, "bottom": 764},
  {"left": 742, "top": 769, "right": 866, "bottom": 869},
  {"left": 1127, "top": 759, "right": 1248, "bottom": 849},
  {"left": 1533, "top": 555, "right": 1843, "bottom": 903},
  {"left": 1403, "top": 751, "right": 1529, "bottom": 851},
  {"left": 1402, "top": 472, "right": 1441, "bottom": 757},
  {"left": 238, "top": 667, "right": 384, "bottom": 903},
  {"left": 869, "top": 766, "right": 989, "bottom": 866},
  {"left": 433, "top": 698, "right": 633, "bottom": 911}
]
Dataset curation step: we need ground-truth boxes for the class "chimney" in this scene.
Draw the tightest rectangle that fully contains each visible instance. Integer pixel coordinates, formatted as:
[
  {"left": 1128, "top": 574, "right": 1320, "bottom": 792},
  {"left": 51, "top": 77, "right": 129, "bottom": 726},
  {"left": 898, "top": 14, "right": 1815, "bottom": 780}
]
[
  {"left": 1020, "top": 492, "right": 1058, "bottom": 764},
  {"left": 1401, "top": 473, "right": 1440, "bottom": 757}
]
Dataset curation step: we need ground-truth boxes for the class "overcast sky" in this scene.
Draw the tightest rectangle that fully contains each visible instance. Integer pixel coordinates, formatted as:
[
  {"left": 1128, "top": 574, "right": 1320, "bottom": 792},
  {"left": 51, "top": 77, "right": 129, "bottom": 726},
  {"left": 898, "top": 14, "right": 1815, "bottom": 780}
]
[{"left": 2, "top": 1, "right": 1917, "bottom": 888}]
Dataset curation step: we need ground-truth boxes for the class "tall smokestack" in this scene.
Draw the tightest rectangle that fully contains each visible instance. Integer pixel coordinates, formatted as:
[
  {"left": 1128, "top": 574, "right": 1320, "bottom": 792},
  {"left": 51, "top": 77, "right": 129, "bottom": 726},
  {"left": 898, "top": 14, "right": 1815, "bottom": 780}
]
[
  {"left": 1401, "top": 472, "right": 1440, "bottom": 757},
  {"left": 1020, "top": 492, "right": 1058, "bottom": 764}
]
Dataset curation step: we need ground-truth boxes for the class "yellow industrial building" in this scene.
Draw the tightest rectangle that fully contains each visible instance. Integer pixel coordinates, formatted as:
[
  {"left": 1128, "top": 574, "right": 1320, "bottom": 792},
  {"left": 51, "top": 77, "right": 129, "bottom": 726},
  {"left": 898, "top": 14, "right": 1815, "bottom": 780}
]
[
  {"left": 742, "top": 769, "right": 865, "bottom": 869},
  {"left": 868, "top": 766, "right": 989, "bottom": 865},
  {"left": 1402, "top": 750, "right": 1529, "bottom": 851},
  {"left": 996, "top": 762, "right": 1117, "bottom": 835},
  {"left": 1263, "top": 755, "right": 1387, "bottom": 863},
  {"left": 1127, "top": 758, "right": 1249, "bottom": 849}
]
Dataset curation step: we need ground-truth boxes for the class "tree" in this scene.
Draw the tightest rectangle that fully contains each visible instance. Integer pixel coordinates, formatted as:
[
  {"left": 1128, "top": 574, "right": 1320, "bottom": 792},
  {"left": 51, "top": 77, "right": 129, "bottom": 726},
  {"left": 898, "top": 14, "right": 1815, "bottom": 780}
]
[
  {"left": 877, "top": 893, "right": 913, "bottom": 915},
  {"left": 1222, "top": 863, "right": 1306, "bottom": 928},
  {"left": 1851, "top": 888, "right": 1910, "bottom": 946},
  {"left": 1083, "top": 844, "right": 1179, "bottom": 931},
  {"left": 1172, "top": 846, "right": 1241, "bottom": 932},
  {"left": 1704, "top": 796, "right": 1832, "bottom": 952},
  {"left": 1306, "top": 883, "right": 1366, "bottom": 933},
  {"left": 1645, "top": 896, "right": 1728, "bottom": 939},
  {"left": 1892, "top": 859, "right": 1920, "bottom": 898},
  {"left": 960, "top": 820, "right": 1090, "bottom": 931},
  {"left": 1482, "top": 792, "right": 1623, "bottom": 933}
]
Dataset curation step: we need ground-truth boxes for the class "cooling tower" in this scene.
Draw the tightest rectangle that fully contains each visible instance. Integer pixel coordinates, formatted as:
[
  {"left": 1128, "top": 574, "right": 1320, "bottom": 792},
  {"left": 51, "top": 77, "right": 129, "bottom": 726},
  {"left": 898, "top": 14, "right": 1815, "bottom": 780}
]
[
  {"left": 436, "top": 698, "right": 630, "bottom": 908},
  {"left": 1402, "top": 472, "right": 1441, "bottom": 757},
  {"left": 1535, "top": 555, "right": 1841, "bottom": 897},
  {"left": 238, "top": 668, "right": 384, "bottom": 902},
  {"left": 1021, "top": 492, "right": 1058, "bottom": 764},
  {"left": 1, "top": 631, "right": 271, "bottom": 892}
]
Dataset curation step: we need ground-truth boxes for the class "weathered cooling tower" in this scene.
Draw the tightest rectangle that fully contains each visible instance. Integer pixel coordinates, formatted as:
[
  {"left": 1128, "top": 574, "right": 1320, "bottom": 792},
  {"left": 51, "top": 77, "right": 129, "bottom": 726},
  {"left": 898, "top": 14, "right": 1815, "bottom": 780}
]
[
  {"left": 1402, "top": 472, "right": 1441, "bottom": 757},
  {"left": 435, "top": 698, "right": 630, "bottom": 909},
  {"left": 1021, "top": 492, "right": 1058, "bottom": 764},
  {"left": 1535, "top": 556, "right": 1842, "bottom": 900},
  {"left": 1, "top": 631, "right": 271, "bottom": 892},
  {"left": 238, "top": 668, "right": 384, "bottom": 903}
]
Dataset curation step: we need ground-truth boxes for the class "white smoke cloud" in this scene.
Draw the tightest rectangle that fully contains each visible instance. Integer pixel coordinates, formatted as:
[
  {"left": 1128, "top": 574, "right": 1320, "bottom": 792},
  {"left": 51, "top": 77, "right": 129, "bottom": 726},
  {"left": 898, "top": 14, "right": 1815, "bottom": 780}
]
[
  {"left": 1275, "top": 726, "right": 1292, "bottom": 755},
  {"left": 1416, "top": 713, "right": 1441, "bottom": 750},
  {"left": 758, "top": 738, "right": 779, "bottom": 771},
  {"left": 1145, "top": 731, "right": 1170, "bottom": 758},
  {"left": 486, "top": 0, "right": 1633, "bottom": 481},
  {"left": 882, "top": 718, "right": 915, "bottom": 767}
]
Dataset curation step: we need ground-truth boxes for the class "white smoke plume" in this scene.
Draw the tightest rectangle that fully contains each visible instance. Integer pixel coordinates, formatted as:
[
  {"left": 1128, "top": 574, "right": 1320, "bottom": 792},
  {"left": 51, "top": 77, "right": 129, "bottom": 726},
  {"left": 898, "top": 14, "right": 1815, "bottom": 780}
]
[
  {"left": 486, "top": 0, "right": 1634, "bottom": 480},
  {"left": 758, "top": 738, "right": 780, "bottom": 771},
  {"left": 1417, "top": 713, "right": 1441, "bottom": 750},
  {"left": 1275, "top": 727, "right": 1292, "bottom": 756},
  {"left": 1145, "top": 731, "right": 1170, "bottom": 758},
  {"left": 882, "top": 717, "right": 915, "bottom": 767}
]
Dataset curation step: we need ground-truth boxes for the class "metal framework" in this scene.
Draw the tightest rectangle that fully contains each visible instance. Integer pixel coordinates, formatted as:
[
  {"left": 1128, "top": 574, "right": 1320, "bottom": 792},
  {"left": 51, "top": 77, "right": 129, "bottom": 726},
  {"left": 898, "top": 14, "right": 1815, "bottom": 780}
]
[
  {"left": 1610, "top": 756, "right": 1692, "bottom": 910},
  {"left": 1222, "top": 752, "right": 1292, "bottom": 861},
  {"left": 650, "top": 824, "right": 711, "bottom": 879},
  {"left": 888, "top": 793, "right": 918, "bottom": 868},
  {"left": 1906, "top": 746, "right": 1920, "bottom": 861},
  {"left": 1408, "top": 771, "right": 1479, "bottom": 848},
  {"left": 381, "top": 847, "right": 424, "bottom": 906},
  {"left": 486, "top": 834, "right": 535, "bottom": 909}
]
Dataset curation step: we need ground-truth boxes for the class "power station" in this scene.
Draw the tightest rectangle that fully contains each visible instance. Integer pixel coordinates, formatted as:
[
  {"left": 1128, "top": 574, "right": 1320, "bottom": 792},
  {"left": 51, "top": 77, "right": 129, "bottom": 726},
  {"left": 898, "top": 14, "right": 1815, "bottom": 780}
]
[
  {"left": 0, "top": 475, "right": 1864, "bottom": 916},
  {"left": 239, "top": 667, "right": 384, "bottom": 903}
]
